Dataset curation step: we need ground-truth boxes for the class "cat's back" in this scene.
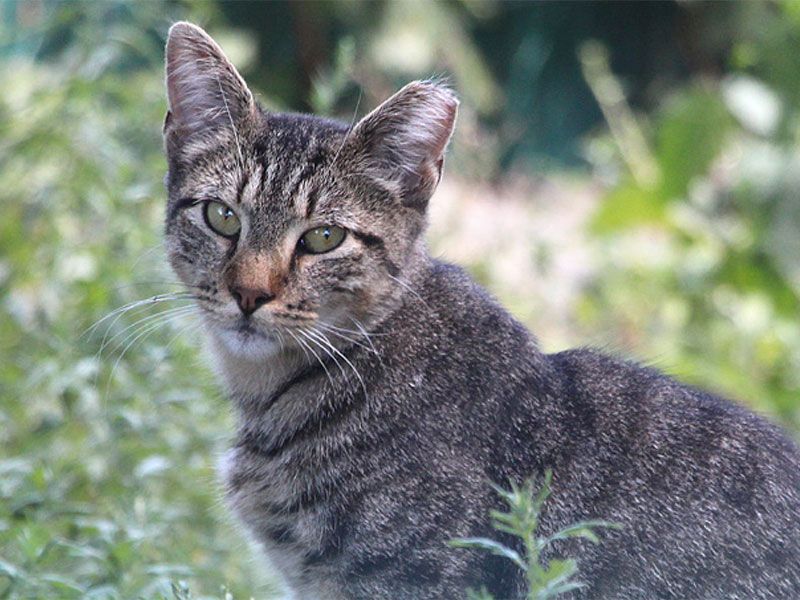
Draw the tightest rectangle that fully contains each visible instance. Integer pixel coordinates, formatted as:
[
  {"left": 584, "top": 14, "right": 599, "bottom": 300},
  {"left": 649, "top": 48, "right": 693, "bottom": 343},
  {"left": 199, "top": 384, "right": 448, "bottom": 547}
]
[
  {"left": 547, "top": 347, "right": 800, "bottom": 501},
  {"left": 422, "top": 263, "right": 800, "bottom": 528},
  {"left": 544, "top": 348, "right": 800, "bottom": 598}
]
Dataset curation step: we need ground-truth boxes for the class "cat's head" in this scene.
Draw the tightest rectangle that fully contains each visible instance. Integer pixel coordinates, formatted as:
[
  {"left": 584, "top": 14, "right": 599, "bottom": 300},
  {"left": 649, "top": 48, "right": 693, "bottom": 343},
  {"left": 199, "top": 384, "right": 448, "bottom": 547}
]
[{"left": 162, "top": 22, "right": 457, "bottom": 359}]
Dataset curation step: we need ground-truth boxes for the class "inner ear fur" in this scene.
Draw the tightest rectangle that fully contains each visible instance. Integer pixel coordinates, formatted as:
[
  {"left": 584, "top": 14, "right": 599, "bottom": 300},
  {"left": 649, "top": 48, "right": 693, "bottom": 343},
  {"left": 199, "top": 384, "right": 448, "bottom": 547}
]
[
  {"left": 344, "top": 80, "right": 459, "bottom": 210},
  {"left": 163, "top": 21, "right": 255, "bottom": 147}
]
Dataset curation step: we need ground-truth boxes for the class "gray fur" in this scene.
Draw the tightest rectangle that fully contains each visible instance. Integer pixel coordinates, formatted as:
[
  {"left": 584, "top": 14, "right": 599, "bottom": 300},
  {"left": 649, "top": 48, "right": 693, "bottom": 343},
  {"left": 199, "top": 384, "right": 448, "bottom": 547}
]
[{"left": 162, "top": 22, "right": 800, "bottom": 599}]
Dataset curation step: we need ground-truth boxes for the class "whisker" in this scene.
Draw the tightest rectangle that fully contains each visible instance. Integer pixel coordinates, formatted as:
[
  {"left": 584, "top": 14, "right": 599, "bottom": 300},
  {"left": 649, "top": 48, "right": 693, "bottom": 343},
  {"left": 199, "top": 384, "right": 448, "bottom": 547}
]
[
  {"left": 308, "top": 327, "right": 368, "bottom": 399},
  {"left": 91, "top": 303, "right": 197, "bottom": 394},
  {"left": 128, "top": 243, "right": 168, "bottom": 274},
  {"left": 298, "top": 329, "right": 342, "bottom": 380},
  {"left": 87, "top": 299, "right": 196, "bottom": 375},
  {"left": 315, "top": 322, "right": 375, "bottom": 353},
  {"left": 287, "top": 330, "right": 311, "bottom": 363},
  {"left": 327, "top": 319, "right": 386, "bottom": 340},
  {"left": 94, "top": 300, "right": 161, "bottom": 359},
  {"left": 102, "top": 307, "right": 198, "bottom": 402},
  {"left": 274, "top": 328, "right": 287, "bottom": 354},
  {"left": 104, "top": 305, "right": 198, "bottom": 356},
  {"left": 329, "top": 86, "right": 363, "bottom": 167},
  {"left": 82, "top": 292, "right": 195, "bottom": 339},
  {"left": 388, "top": 274, "right": 429, "bottom": 308},
  {"left": 164, "top": 318, "right": 203, "bottom": 352},
  {"left": 108, "top": 280, "right": 200, "bottom": 292},
  {"left": 288, "top": 330, "right": 335, "bottom": 391},
  {"left": 349, "top": 317, "right": 382, "bottom": 355},
  {"left": 300, "top": 328, "right": 348, "bottom": 380}
]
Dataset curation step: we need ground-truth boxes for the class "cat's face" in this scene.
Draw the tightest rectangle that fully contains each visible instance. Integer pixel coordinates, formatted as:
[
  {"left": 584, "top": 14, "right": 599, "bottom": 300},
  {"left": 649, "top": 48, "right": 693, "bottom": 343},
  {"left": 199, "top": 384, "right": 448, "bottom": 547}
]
[{"left": 162, "top": 23, "right": 457, "bottom": 359}]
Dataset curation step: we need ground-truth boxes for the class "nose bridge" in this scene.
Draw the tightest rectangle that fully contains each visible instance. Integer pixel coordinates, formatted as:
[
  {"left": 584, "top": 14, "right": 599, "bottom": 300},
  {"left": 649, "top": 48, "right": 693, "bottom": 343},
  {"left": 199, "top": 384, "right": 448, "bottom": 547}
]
[{"left": 227, "top": 248, "right": 285, "bottom": 296}]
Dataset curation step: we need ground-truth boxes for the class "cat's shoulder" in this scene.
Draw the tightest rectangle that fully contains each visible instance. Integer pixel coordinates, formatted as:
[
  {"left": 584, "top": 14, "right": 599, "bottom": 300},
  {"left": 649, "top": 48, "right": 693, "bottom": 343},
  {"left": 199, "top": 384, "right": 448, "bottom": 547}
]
[
  {"left": 419, "top": 258, "right": 507, "bottom": 314},
  {"left": 549, "top": 345, "right": 750, "bottom": 419},
  {"left": 415, "top": 259, "right": 532, "bottom": 341},
  {"left": 548, "top": 346, "right": 800, "bottom": 460}
]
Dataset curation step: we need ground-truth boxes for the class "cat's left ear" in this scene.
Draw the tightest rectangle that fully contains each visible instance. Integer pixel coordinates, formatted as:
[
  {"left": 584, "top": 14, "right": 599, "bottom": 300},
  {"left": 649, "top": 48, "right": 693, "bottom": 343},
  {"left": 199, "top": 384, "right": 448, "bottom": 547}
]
[
  {"left": 163, "top": 22, "right": 255, "bottom": 150},
  {"left": 343, "top": 80, "right": 458, "bottom": 210}
]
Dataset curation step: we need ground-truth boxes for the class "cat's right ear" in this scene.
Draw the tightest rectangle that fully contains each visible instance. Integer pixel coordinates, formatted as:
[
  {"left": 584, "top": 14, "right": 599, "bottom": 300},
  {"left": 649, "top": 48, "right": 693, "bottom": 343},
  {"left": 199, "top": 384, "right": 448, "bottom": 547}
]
[
  {"left": 343, "top": 80, "right": 458, "bottom": 211},
  {"left": 163, "top": 22, "right": 254, "bottom": 150}
]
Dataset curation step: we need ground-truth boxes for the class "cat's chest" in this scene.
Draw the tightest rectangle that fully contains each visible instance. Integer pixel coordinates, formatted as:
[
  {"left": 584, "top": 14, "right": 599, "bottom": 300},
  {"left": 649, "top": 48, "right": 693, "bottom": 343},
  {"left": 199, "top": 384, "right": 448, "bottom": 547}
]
[{"left": 218, "top": 442, "right": 346, "bottom": 595}]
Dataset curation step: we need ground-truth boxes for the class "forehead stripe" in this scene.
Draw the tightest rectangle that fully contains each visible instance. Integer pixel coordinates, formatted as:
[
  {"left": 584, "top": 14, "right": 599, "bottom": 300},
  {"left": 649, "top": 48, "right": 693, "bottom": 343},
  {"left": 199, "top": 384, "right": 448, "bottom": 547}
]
[
  {"left": 235, "top": 171, "right": 250, "bottom": 205},
  {"left": 258, "top": 162, "right": 269, "bottom": 201},
  {"left": 305, "top": 188, "right": 321, "bottom": 219},
  {"left": 281, "top": 147, "right": 325, "bottom": 216}
]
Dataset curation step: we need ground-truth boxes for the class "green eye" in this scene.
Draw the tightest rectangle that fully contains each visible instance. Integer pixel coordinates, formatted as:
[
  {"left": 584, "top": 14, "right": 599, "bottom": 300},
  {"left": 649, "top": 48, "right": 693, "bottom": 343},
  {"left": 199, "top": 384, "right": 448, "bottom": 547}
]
[
  {"left": 299, "top": 226, "right": 346, "bottom": 254},
  {"left": 203, "top": 201, "right": 240, "bottom": 238}
]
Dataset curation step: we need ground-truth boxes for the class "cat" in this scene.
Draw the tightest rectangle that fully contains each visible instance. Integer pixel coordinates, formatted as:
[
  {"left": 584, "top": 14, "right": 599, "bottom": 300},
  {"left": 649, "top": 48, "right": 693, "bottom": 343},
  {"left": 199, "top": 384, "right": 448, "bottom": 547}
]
[{"left": 162, "top": 21, "right": 800, "bottom": 600}]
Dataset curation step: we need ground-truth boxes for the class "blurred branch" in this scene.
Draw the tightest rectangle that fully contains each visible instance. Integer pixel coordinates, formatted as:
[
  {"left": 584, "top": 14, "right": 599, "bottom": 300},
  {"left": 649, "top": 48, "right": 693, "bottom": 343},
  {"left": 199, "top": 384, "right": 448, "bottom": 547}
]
[
  {"left": 579, "top": 40, "right": 659, "bottom": 189},
  {"left": 309, "top": 37, "right": 356, "bottom": 116}
]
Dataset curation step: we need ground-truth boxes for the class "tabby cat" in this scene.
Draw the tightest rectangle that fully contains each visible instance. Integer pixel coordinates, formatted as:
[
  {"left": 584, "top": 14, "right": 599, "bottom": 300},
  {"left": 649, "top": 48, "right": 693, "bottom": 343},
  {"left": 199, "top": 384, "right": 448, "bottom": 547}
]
[{"left": 162, "top": 21, "right": 800, "bottom": 599}]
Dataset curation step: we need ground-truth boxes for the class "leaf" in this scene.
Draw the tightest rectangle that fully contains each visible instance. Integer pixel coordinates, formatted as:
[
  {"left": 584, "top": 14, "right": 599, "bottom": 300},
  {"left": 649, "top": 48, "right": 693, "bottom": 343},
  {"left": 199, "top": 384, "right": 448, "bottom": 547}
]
[
  {"left": 593, "top": 87, "right": 733, "bottom": 236},
  {"left": 532, "top": 471, "right": 553, "bottom": 512},
  {"left": 540, "top": 520, "right": 620, "bottom": 548},
  {"left": 591, "top": 179, "right": 667, "bottom": 234},
  {"left": 541, "top": 558, "right": 577, "bottom": 581},
  {"left": 537, "top": 559, "right": 581, "bottom": 600},
  {"left": 466, "top": 586, "right": 495, "bottom": 600},
  {"left": 540, "top": 581, "right": 586, "bottom": 599},
  {"left": 490, "top": 509, "right": 523, "bottom": 530},
  {"left": 655, "top": 88, "right": 732, "bottom": 201},
  {"left": 489, "top": 481, "right": 520, "bottom": 504},
  {"left": 40, "top": 573, "right": 87, "bottom": 594},
  {"left": 491, "top": 522, "right": 522, "bottom": 536},
  {"left": 0, "top": 558, "right": 23, "bottom": 580},
  {"left": 449, "top": 537, "right": 527, "bottom": 571}
]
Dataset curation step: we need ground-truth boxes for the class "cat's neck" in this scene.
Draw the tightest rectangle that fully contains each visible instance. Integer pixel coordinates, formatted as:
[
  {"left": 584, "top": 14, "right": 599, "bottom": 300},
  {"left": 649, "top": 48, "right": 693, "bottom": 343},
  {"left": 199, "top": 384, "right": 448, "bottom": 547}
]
[{"left": 205, "top": 331, "right": 304, "bottom": 401}]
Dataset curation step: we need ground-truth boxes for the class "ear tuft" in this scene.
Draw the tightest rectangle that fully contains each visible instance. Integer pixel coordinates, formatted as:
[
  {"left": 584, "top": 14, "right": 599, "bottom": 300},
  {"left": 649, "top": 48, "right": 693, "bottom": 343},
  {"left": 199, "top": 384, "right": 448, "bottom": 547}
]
[
  {"left": 347, "top": 80, "right": 458, "bottom": 209},
  {"left": 164, "top": 21, "right": 254, "bottom": 146}
]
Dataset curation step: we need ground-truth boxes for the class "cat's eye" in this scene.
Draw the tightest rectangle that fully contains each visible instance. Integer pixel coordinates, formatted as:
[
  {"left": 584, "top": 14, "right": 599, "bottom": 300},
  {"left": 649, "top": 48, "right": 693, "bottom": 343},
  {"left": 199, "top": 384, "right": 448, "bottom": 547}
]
[
  {"left": 298, "top": 226, "right": 346, "bottom": 254},
  {"left": 204, "top": 201, "right": 241, "bottom": 238}
]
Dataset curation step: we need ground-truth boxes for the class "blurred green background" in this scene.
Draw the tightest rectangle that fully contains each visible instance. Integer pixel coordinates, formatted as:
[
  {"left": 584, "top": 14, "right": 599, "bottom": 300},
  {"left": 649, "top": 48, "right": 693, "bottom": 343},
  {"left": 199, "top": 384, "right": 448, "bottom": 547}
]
[{"left": 1, "top": 1, "right": 799, "bottom": 598}]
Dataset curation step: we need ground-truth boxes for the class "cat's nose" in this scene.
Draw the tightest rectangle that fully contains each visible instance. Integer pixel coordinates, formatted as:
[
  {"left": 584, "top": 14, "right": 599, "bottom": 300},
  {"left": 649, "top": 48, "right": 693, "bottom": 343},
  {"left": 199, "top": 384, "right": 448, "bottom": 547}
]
[{"left": 230, "top": 286, "right": 274, "bottom": 316}]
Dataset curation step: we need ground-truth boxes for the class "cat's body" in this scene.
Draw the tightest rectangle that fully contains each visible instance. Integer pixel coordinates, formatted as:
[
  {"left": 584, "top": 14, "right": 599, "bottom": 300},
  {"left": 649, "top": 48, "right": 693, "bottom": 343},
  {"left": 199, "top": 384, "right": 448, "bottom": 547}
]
[
  {"left": 219, "top": 257, "right": 800, "bottom": 599},
  {"left": 162, "top": 23, "right": 800, "bottom": 599}
]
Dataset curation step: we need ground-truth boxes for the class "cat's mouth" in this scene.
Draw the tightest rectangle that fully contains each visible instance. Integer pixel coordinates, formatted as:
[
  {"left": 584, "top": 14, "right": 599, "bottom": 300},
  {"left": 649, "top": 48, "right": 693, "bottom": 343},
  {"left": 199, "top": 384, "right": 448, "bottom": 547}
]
[
  {"left": 234, "top": 318, "right": 265, "bottom": 337},
  {"left": 212, "top": 316, "right": 284, "bottom": 358}
]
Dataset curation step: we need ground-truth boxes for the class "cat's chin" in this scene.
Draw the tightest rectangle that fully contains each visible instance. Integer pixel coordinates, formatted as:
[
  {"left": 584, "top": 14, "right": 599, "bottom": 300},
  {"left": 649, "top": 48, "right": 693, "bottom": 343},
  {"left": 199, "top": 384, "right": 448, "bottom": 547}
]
[{"left": 213, "top": 324, "right": 283, "bottom": 360}]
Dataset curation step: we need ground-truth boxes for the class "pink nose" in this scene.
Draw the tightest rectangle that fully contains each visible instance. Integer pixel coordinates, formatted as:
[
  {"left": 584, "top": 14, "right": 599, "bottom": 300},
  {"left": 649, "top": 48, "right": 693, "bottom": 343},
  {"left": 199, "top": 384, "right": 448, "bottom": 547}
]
[{"left": 230, "top": 286, "right": 274, "bottom": 316}]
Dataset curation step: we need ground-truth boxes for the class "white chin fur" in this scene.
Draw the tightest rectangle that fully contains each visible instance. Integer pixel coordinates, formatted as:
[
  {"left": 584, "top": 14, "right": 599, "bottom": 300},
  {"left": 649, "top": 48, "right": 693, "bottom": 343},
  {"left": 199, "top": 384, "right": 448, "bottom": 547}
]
[{"left": 215, "top": 326, "right": 282, "bottom": 360}]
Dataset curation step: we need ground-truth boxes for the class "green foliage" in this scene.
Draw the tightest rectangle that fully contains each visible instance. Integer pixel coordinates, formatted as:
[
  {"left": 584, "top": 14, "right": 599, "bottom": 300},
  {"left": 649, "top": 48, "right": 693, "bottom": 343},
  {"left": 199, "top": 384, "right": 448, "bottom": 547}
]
[
  {"left": 581, "top": 15, "right": 800, "bottom": 430},
  {"left": 450, "top": 472, "right": 618, "bottom": 600},
  {"left": 592, "top": 88, "right": 733, "bottom": 233},
  {"left": 0, "top": 2, "right": 272, "bottom": 598},
  {"left": 309, "top": 37, "right": 358, "bottom": 117},
  {"left": 162, "top": 580, "right": 235, "bottom": 600}
]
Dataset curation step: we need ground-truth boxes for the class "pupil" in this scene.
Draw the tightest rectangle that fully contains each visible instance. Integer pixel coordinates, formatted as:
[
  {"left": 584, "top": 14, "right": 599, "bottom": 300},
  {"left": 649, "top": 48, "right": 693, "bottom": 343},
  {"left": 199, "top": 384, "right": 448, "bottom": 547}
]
[{"left": 323, "top": 228, "right": 330, "bottom": 239}]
